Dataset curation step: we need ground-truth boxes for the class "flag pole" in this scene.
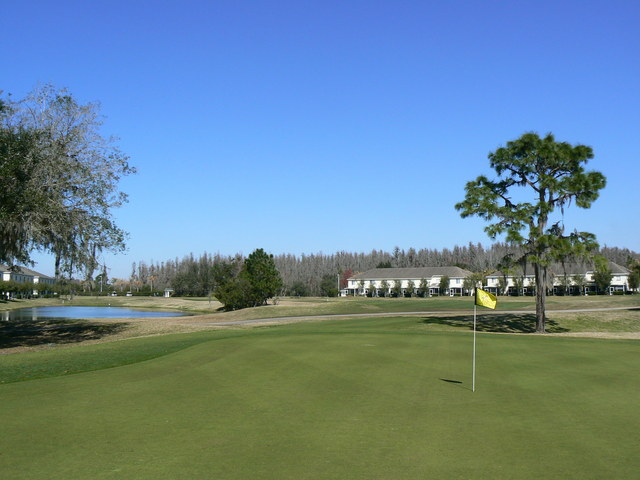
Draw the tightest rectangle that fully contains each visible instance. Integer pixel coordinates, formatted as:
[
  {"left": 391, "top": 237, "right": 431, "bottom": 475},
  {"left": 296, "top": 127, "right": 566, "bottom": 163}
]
[
  {"left": 472, "top": 302, "right": 477, "bottom": 392},
  {"left": 472, "top": 288, "right": 497, "bottom": 393}
]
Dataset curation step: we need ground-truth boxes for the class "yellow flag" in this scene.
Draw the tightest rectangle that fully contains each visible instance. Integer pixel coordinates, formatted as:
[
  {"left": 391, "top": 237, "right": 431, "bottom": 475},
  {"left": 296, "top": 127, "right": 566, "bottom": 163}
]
[{"left": 475, "top": 288, "right": 497, "bottom": 310}]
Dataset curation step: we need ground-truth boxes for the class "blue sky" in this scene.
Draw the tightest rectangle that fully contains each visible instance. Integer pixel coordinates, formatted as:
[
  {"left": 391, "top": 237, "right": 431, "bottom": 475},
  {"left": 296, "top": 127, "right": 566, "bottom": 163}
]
[{"left": 4, "top": 0, "right": 639, "bottom": 279}]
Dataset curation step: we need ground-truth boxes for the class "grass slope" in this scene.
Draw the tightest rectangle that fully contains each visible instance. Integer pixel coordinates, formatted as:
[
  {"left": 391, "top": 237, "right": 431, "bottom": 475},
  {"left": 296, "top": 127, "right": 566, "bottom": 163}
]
[
  {"left": 1, "top": 316, "right": 639, "bottom": 479},
  {"left": 0, "top": 330, "right": 235, "bottom": 384}
]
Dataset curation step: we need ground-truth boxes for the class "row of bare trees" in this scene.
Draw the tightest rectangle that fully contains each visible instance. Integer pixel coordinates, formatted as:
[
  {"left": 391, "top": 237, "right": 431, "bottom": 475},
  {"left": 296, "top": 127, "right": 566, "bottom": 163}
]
[{"left": 118, "top": 244, "right": 637, "bottom": 297}]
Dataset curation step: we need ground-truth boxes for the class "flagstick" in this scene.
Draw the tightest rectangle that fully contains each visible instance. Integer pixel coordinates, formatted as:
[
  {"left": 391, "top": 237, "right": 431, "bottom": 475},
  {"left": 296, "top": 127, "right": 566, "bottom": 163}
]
[{"left": 472, "top": 303, "right": 477, "bottom": 392}]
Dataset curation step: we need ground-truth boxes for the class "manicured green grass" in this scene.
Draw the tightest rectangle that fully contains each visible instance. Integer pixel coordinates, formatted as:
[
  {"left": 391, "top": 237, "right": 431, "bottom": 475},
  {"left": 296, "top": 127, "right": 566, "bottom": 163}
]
[
  {"left": 1, "top": 316, "right": 639, "bottom": 479},
  {"left": 3, "top": 307, "right": 639, "bottom": 384},
  {"left": 0, "top": 330, "right": 238, "bottom": 384},
  {"left": 551, "top": 310, "right": 640, "bottom": 333}
]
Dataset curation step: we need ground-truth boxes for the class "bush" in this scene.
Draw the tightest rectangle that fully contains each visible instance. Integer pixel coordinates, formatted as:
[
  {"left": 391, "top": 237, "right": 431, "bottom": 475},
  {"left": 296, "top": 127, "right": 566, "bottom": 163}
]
[
  {"left": 288, "top": 281, "right": 310, "bottom": 297},
  {"left": 213, "top": 249, "right": 283, "bottom": 310},
  {"left": 215, "top": 274, "right": 258, "bottom": 311}
]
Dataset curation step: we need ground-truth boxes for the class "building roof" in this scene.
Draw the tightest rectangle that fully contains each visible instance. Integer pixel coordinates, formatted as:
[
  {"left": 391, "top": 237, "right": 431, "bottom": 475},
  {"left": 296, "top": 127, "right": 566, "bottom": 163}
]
[
  {"left": 349, "top": 266, "right": 472, "bottom": 281},
  {"left": 486, "top": 260, "right": 630, "bottom": 278}
]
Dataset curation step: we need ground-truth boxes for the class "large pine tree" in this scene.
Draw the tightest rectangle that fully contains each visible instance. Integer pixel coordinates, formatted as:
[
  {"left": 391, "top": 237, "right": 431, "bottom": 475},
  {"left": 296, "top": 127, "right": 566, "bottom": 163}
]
[{"left": 456, "top": 132, "right": 606, "bottom": 332}]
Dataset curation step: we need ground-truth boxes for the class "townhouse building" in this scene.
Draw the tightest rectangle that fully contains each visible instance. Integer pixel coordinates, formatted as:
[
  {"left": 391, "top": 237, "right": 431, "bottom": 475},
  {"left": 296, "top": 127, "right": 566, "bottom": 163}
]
[
  {"left": 344, "top": 261, "right": 631, "bottom": 297},
  {"left": 484, "top": 261, "right": 630, "bottom": 295},
  {"left": 344, "top": 267, "right": 472, "bottom": 296},
  {"left": 0, "top": 265, "right": 56, "bottom": 296}
]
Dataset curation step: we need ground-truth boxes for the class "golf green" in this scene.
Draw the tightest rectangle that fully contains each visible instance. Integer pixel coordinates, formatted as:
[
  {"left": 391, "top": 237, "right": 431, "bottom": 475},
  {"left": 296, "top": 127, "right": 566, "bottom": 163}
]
[{"left": 1, "top": 318, "right": 638, "bottom": 479}]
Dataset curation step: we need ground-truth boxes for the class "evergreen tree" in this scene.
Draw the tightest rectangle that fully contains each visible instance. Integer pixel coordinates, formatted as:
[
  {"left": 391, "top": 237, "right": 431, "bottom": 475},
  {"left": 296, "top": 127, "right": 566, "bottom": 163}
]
[
  {"left": 593, "top": 262, "right": 612, "bottom": 294},
  {"left": 214, "top": 249, "right": 283, "bottom": 310},
  {"left": 243, "top": 248, "right": 283, "bottom": 305},
  {"left": 456, "top": 132, "right": 606, "bottom": 332},
  {"left": 391, "top": 280, "right": 402, "bottom": 297},
  {"left": 319, "top": 274, "right": 339, "bottom": 297},
  {"left": 379, "top": 279, "right": 389, "bottom": 297},
  {"left": 405, "top": 279, "right": 415, "bottom": 297},
  {"left": 418, "top": 278, "right": 429, "bottom": 297},
  {"left": 439, "top": 275, "right": 450, "bottom": 296},
  {"left": 368, "top": 281, "right": 377, "bottom": 297}
]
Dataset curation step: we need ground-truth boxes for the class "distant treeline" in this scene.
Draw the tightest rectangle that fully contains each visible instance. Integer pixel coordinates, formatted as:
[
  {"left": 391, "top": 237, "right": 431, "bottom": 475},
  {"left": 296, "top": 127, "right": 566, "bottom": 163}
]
[{"left": 117, "top": 244, "right": 639, "bottom": 297}]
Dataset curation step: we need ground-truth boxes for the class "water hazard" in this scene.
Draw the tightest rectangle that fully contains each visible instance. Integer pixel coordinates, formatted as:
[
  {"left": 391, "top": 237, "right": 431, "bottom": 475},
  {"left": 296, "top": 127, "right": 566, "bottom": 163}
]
[{"left": 1, "top": 306, "right": 188, "bottom": 322}]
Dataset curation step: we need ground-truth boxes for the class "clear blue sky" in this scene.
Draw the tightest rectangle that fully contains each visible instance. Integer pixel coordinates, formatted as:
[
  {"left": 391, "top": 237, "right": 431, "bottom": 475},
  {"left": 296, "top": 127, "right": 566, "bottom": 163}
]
[{"left": 5, "top": 0, "right": 639, "bottom": 279}]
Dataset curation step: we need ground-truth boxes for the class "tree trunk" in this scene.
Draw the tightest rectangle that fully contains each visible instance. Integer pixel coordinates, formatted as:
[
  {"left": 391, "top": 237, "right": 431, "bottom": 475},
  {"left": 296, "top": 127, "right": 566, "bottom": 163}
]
[
  {"left": 54, "top": 253, "right": 61, "bottom": 279},
  {"left": 534, "top": 262, "right": 546, "bottom": 333}
]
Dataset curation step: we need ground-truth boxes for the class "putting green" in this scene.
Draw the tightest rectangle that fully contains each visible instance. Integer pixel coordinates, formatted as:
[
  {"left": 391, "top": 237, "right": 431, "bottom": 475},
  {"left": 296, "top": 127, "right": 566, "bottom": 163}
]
[{"left": 1, "top": 319, "right": 638, "bottom": 479}]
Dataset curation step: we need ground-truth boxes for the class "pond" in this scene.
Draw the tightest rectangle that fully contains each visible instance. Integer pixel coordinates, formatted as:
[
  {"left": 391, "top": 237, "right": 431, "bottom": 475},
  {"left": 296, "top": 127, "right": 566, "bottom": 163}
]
[{"left": 1, "top": 306, "right": 188, "bottom": 322}]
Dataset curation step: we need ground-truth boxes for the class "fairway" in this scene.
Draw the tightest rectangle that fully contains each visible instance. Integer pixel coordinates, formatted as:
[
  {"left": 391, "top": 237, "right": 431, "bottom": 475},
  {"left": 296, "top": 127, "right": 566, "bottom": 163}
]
[{"left": 1, "top": 317, "right": 639, "bottom": 479}]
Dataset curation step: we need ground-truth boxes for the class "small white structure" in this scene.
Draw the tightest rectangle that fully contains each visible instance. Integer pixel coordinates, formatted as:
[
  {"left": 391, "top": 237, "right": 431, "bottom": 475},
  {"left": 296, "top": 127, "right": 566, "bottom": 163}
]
[{"left": 164, "top": 288, "right": 174, "bottom": 298}]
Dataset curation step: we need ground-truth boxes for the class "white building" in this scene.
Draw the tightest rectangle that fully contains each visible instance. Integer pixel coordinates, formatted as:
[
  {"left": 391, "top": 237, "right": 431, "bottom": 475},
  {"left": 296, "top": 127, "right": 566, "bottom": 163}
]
[
  {"left": 0, "top": 265, "right": 56, "bottom": 296},
  {"left": 483, "top": 261, "right": 631, "bottom": 295},
  {"left": 345, "top": 267, "right": 473, "bottom": 297},
  {"left": 344, "top": 261, "right": 631, "bottom": 298}
]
